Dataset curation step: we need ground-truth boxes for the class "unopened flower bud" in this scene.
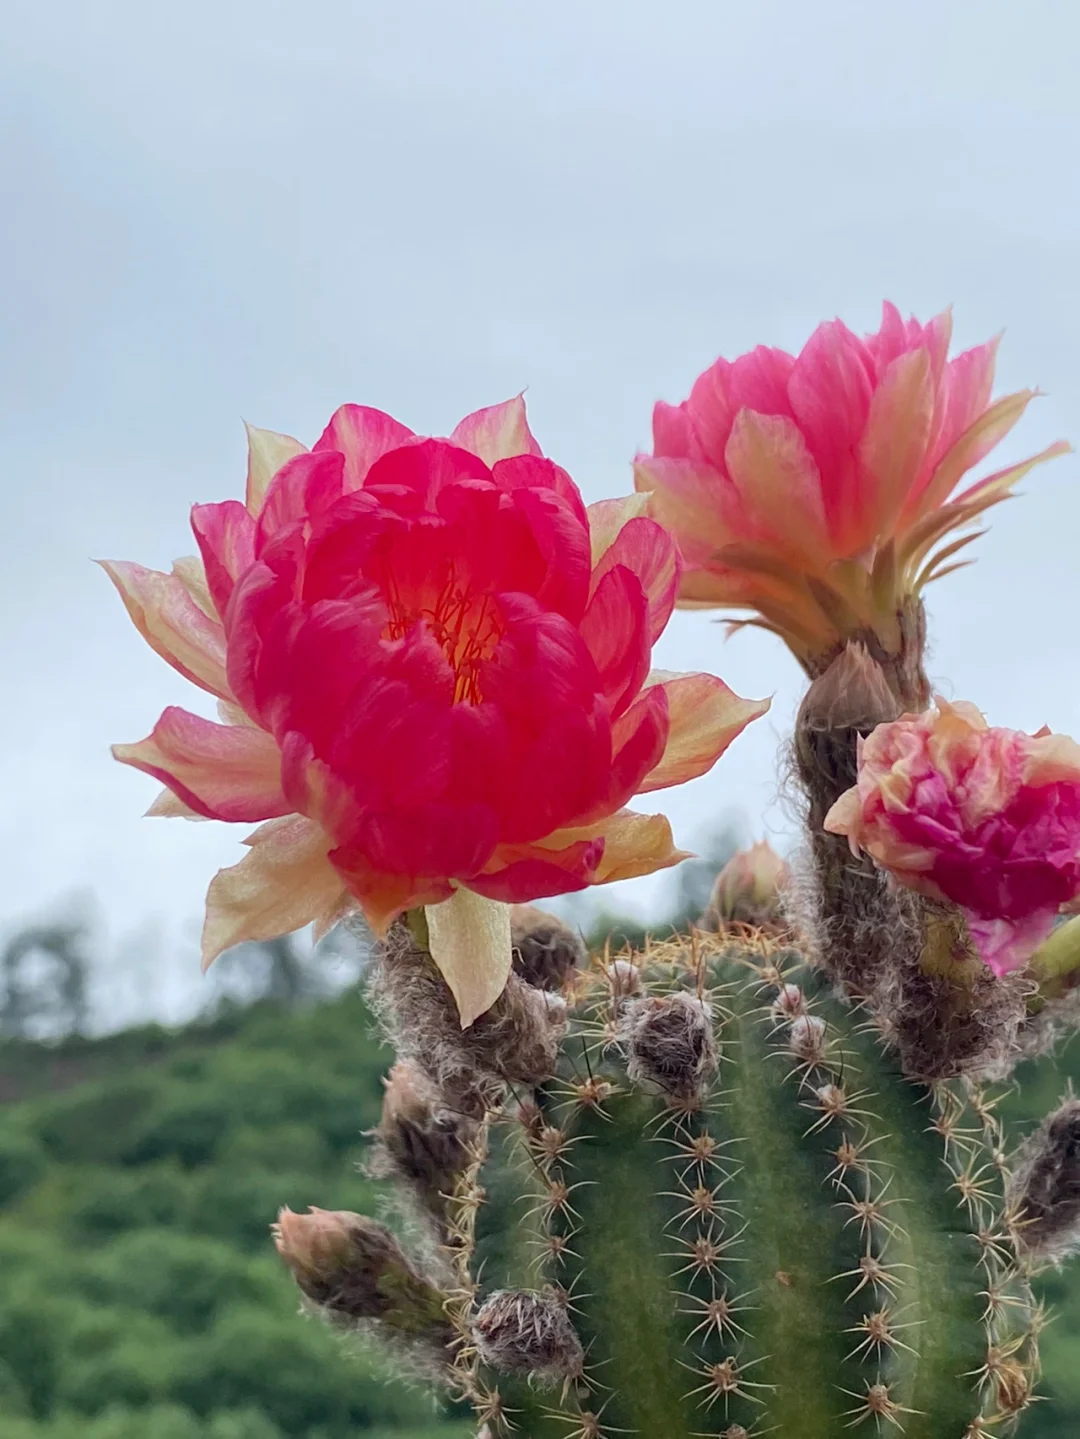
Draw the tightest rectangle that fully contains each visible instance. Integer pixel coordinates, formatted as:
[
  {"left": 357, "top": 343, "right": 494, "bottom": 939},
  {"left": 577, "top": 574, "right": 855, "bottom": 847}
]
[
  {"left": 273, "top": 1207, "right": 450, "bottom": 1341},
  {"left": 705, "top": 842, "right": 789, "bottom": 930},
  {"left": 472, "top": 1287, "right": 584, "bottom": 1382},
  {"left": 621, "top": 991, "right": 717, "bottom": 1101},
  {"left": 510, "top": 906, "right": 587, "bottom": 992},
  {"left": 374, "top": 1061, "right": 480, "bottom": 1221},
  {"left": 1008, "top": 1098, "right": 1080, "bottom": 1261}
]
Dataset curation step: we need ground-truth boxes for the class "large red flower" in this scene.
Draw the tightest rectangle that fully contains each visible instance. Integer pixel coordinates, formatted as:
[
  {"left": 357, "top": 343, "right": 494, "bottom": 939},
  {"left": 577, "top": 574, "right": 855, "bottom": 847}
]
[{"left": 105, "top": 397, "right": 767, "bottom": 1020}]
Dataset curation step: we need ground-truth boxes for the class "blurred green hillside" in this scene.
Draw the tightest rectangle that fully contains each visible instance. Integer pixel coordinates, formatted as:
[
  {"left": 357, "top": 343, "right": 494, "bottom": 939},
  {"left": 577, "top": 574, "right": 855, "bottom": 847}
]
[
  {"left": 0, "top": 986, "right": 472, "bottom": 1438},
  {"left": 0, "top": 933, "right": 1078, "bottom": 1437}
]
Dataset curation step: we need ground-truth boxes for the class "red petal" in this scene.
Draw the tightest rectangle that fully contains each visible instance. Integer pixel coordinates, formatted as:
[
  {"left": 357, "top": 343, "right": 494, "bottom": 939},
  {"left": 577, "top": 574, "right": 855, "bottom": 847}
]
[
  {"left": 579, "top": 564, "right": 651, "bottom": 719},
  {"left": 191, "top": 500, "right": 257, "bottom": 617},
  {"left": 256, "top": 450, "right": 346, "bottom": 552},
  {"left": 589, "top": 515, "right": 680, "bottom": 644}
]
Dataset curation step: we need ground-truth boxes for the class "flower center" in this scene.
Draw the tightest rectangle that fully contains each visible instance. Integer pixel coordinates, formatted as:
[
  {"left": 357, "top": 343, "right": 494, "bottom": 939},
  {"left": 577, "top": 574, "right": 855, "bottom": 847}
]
[{"left": 383, "top": 563, "right": 504, "bottom": 704}]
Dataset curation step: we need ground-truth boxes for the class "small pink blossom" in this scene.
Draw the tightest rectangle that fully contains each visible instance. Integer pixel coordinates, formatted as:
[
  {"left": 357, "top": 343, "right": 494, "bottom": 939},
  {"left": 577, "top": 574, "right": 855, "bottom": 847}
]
[
  {"left": 635, "top": 304, "right": 1069, "bottom": 667},
  {"left": 824, "top": 699, "right": 1080, "bottom": 975}
]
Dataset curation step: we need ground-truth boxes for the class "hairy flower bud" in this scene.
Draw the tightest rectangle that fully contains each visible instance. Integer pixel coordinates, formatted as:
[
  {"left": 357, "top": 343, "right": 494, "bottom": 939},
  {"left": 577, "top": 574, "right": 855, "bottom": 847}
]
[
  {"left": 273, "top": 1207, "right": 450, "bottom": 1342},
  {"left": 472, "top": 1287, "right": 584, "bottom": 1382},
  {"left": 510, "top": 906, "right": 587, "bottom": 991},
  {"left": 620, "top": 991, "right": 717, "bottom": 1101},
  {"left": 1009, "top": 1099, "right": 1080, "bottom": 1261},
  {"left": 373, "top": 1060, "right": 480, "bottom": 1223}
]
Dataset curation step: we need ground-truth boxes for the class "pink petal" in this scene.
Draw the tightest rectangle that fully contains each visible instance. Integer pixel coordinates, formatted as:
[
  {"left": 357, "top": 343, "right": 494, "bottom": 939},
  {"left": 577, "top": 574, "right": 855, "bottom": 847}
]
[
  {"left": 908, "top": 390, "right": 1038, "bottom": 524},
  {"left": 586, "top": 493, "right": 652, "bottom": 564},
  {"left": 578, "top": 564, "right": 650, "bottom": 719},
  {"left": 856, "top": 347, "right": 936, "bottom": 543},
  {"left": 632, "top": 456, "right": 733, "bottom": 568},
  {"left": 312, "top": 405, "right": 414, "bottom": 490},
  {"left": 112, "top": 706, "right": 290, "bottom": 822},
  {"left": 256, "top": 450, "right": 346, "bottom": 551},
  {"left": 638, "top": 671, "right": 770, "bottom": 793},
  {"left": 651, "top": 401, "right": 693, "bottom": 458},
  {"left": 244, "top": 422, "right": 307, "bottom": 516},
  {"left": 201, "top": 816, "right": 348, "bottom": 968},
  {"left": 965, "top": 910, "right": 1060, "bottom": 977},
  {"left": 589, "top": 515, "right": 680, "bottom": 644},
  {"left": 191, "top": 500, "right": 257, "bottom": 617},
  {"left": 723, "top": 410, "right": 831, "bottom": 567},
  {"left": 99, "top": 560, "right": 230, "bottom": 697},
  {"left": 449, "top": 394, "right": 542, "bottom": 466}
]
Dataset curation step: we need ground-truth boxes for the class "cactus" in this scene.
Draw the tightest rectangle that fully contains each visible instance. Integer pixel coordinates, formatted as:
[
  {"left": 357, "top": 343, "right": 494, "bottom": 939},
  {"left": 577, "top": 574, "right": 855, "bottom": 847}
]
[{"left": 270, "top": 628, "right": 1080, "bottom": 1438}]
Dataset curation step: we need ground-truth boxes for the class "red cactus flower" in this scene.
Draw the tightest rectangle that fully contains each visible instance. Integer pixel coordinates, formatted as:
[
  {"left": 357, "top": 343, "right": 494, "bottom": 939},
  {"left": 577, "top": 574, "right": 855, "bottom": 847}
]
[
  {"left": 635, "top": 303, "right": 1068, "bottom": 671},
  {"left": 824, "top": 699, "right": 1080, "bottom": 975},
  {"left": 105, "top": 397, "right": 767, "bottom": 1022}
]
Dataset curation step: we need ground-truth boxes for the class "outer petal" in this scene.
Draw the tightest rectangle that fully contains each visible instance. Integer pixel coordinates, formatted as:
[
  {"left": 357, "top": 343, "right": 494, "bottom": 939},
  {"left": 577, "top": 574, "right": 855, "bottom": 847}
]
[
  {"left": 201, "top": 816, "right": 348, "bottom": 968},
  {"left": 473, "top": 837, "right": 605, "bottom": 900},
  {"left": 425, "top": 887, "right": 514, "bottom": 1029},
  {"left": 637, "top": 671, "right": 770, "bottom": 793},
  {"left": 99, "top": 560, "right": 230, "bottom": 697},
  {"left": 112, "top": 706, "right": 290, "bottom": 822},
  {"left": 312, "top": 404, "right": 414, "bottom": 490},
  {"left": 589, "top": 515, "right": 681, "bottom": 644},
  {"left": 449, "top": 394, "right": 542, "bottom": 467},
  {"left": 146, "top": 786, "right": 205, "bottom": 819},
  {"left": 587, "top": 492, "right": 652, "bottom": 564},
  {"left": 543, "top": 809, "right": 689, "bottom": 884},
  {"left": 171, "top": 556, "right": 216, "bottom": 618},
  {"left": 256, "top": 450, "right": 346, "bottom": 550},
  {"left": 245, "top": 422, "right": 307, "bottom": 515},
  {"left": 633, "top": 455, "right": 734, "bottom": 568}
]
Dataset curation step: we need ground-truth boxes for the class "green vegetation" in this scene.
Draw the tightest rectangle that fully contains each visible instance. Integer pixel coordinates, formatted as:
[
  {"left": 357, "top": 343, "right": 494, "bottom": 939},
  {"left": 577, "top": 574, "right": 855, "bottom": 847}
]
[
  {"left": 0, "top": 963, "right": 1077, "bottom": 1435},
  {"left": 0, "top": 989, "right": 472, "bottom": 1437}
]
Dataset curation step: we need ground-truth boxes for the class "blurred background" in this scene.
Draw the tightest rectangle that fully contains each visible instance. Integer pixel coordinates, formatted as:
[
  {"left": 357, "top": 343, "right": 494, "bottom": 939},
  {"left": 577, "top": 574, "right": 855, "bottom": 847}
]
[{"left": 1, "top": 2, "right": 1078, "bottom": 1434}]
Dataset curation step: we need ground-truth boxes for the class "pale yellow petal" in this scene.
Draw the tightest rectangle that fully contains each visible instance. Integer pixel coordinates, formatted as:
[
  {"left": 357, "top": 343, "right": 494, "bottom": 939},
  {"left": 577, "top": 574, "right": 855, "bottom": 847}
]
[
  {"left": 201, "top": 815, "right": 341, "bottom": 969},
  {"left": 244, "top": 421, "right": 307, "bottom": 515},
  {"left": 424, "top": 888, "right": 513, "bottom": 1029}
]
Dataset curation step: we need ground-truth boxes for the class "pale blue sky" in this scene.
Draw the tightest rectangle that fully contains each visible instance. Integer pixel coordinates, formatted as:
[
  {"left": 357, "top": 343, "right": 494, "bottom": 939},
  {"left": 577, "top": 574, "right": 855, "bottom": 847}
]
[{"left": 2, "top": 1, "right": 1078, "bottom": 998}]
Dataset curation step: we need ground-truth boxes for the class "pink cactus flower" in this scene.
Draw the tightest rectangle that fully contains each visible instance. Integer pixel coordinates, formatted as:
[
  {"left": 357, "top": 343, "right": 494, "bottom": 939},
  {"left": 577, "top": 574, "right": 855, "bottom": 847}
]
[
  {"left": 635, "top": 304, "right": 1069, "bottom": 670},
  {"left": 104, "top": 396, "right": 767, "bottom": 1023},
  {"left": 824, "top": 699, "right": 1080, "bottom": 975}
]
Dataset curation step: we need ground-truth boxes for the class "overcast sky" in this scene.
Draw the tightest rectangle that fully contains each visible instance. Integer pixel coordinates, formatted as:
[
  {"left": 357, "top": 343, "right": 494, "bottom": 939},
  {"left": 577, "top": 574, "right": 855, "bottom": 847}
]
[{"left": 2, "top": 1, "right": 1078, "bottom": 1009}]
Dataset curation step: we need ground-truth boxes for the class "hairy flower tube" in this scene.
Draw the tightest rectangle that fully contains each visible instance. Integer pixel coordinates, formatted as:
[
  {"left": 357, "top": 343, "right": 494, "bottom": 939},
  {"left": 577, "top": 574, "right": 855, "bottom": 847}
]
[
  {"left": 105, "top": 397, "right": 767, "bottom": 1022},
  {"left": 635, "top": 303, "right": 1068, "bottom": 682},
  {"left": 824, "top": 698, "right": 1080, "bottom": 975}
]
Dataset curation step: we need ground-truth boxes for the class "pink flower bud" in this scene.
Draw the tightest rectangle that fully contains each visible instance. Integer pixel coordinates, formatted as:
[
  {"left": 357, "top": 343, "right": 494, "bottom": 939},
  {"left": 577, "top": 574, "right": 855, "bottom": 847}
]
[
  {"left": 825, "top": 699, "right": 1080, "bottom": 976},
  {"left": 706, "top": 841, "right": 789, "bottom": 928}
]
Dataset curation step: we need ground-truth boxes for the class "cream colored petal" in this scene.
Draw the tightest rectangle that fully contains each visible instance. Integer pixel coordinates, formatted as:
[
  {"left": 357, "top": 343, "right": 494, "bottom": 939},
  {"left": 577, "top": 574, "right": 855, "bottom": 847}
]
[
  {"left": 201, "top": 815, "right": 341, "bottom": 969},
  {"left": 425, "top": 887, "right": 513, "bottom": 1030},
  {"left": 637, "top": 671, "right": 771, "bottom": 793},
  {"left": 171, "top": 556, "right": 217, "bottom": 618},
  {"left": 244, "top": 421, "right": 308, "bottom": 515},
  {"left": 146, "top": 787, "right": 207, "bottom": 819}
]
